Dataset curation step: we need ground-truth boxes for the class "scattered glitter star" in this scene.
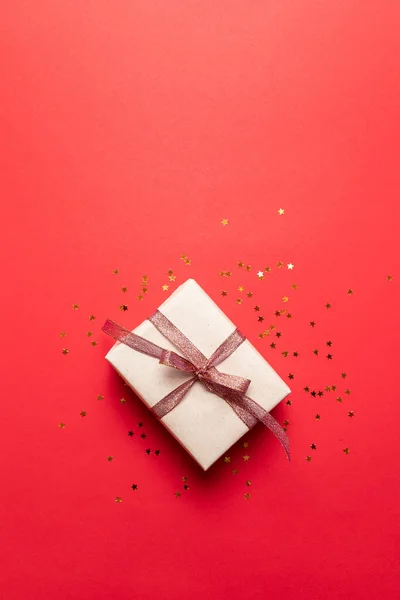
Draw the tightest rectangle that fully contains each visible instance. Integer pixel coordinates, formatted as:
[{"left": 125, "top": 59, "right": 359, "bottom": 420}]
[
  {"left": 336, "top": 397, "right": 343, "bottom": 403},
  {"left": 236, "top": 298, "right": 243, "bottom": 304},
  {"left": 162, "top": 285, "right": 169, "bottom": 291},
  {"left": 282, "top": 296, "right": 289, "bottom": 303},
  {"left": 277, "top": 261, "right": 284, "bottom": 268},
  {"left": 86, "top": 331, "right": 93, "bottom": 337},
  {"left": 221, "top": 218, "right": 229, "bottom": 226},
  {"left": 246, "top": 480, "right": 252, "bottom": 487},
  {"left": 286, "top": 400, "right": 292, "bottom": 406},
  {"left": 169, "top": 274, "right": 176, "bottom": 281},
  {"left": 238, "top": 286, "right": 244, "bottom": 292},
  {"left": 317, "top": 390, "right": 324, "bottom": 397},
  {"left": 221, "top": 290, "right": 227, "bottom": 296},
  {"left": 310, "top": 321, "right": 316, "bottom": 327},
  {"left": 288, "top": 373, "right": 294, "bottom": 380},
  {"left": 244, "top": 493, "right": 251, "bottom": 500},
  {"left": 138, "top": 422, "right": 143, "bottom": 427},
  {"left": 287, "top": 263, "right": 294, "bottom": 270},
  {"left": 58, "top": 422, "right": 66, "bottom": 428},
  {"left": 243, "top": 455, "right": 250, "bottom": 461},
  {"left": 347, "top": 289, "right": 353, "bottom": 295},
  {"left": 304, "top": 386, "right": 310, "bottom": 392},
  {"left": 128, "top": 431, "right": 133, "bottom": 437},
  {"left": 232, "top": 469, "right": 239, "bottom": 475},
  {"left": 120, "top": 397, "right": 126, "bottom": 404},
  {"left": 325, "top": 303, "right": 331, "bottom": 309},
  {"left": 306, "top": 456, "right": 312, "bottom": 462},
  {"left": 131, "top": 484, "right": 138, "bottom": 490},
  {"left": 265, "top": 266, "right": 271, "bottom": 273},
  {"left": 293, "top": 351, "right": 299, "bottom": 357},
  {"left": 119, "top": 305, "right": 128, "bottom": 311},
  {"left": 137, "top": 295, "right": 143, "bottom": 300},
  {"left": 258, "top": 316, "right": 264, "bottom": 322},
  {"left": 292, "top": 284, "right": 298, "bottom": 290},
  {"left": 62, "top": 348, "right": 69, "bottom": 355},
  {"left": 274, "top": 310, "right": 281, "bottom": 317},
  {"left": 155, "top": 450, "right": 160, "bottom": 455},
  {"left": 348, "top": 411, "right": 355, "bottom": 417},
  {"left": 238, "top": 261, "right": 244, "bottom": 268},
  {"left": 327, "top": 354, "right": 333, "bottom": 360},
  {"left": 278, "top": 208, "right": 285, "bottom": 215},
  {"left": 276, "top": 332, "right": 282, "bottom": 338},
  {"left": 283, "top": 420, "right": 290, "bottom": 427},
  {"left": 345, "top": 389, "right": 351, "bottom": 395},
  {"left": 315, "top": 414, "right": 321, "bottom": 420},
  {"left": 313, "top": 349, "right": 319, "bottom": 355},
  {"left": 107, "top": 456, "right": 113, "bottom": 462},
  {"left": 282, "top": 351, "right": 289, "bottom": 357},
  {"left": 332, "top": 385, "right": 337, "bottom": 391},
  {"left": 181, "top": 476, "right": 187, "bottom": 482},
  {"left": 97, "top": 394, "right": 104, "bottom": 401},
  {"left": 270, "top": 342, "right": 276, "bottom": 349},
  {"left": 246, "top": 265, "right": 251, "bottom": 271},
  {"left": 91, "top": 341, "right": 97, "bottom": 347},
  {"left": 121, "top": 286, "right": 128, "bottom": 293},
  {"left": 286, "top": 313, "right": 292, "bottom": 319},
  {"left": 80, "top": 410, "right": 86, "bottom": 417},
  {"left": 224, "top": 456, "right": 231, "bottom": 463},
  {"left": 254, "top": 305, "right": 260, "bottom": 311},
  {"left": 387, "top": 275, "right": 393, "bottom": 281},
  {"left": 115, "top": 497, "right": 122, "bottom": 503},
  {"left": 325, "top": 386, "right": 331, "bottom": 392},
  {"left": 343, "top": 447, "right": 349, "bottom": 454},
  {"left": 257, "top": 271, "right": 264, "bottom": 279},
  {"left": 113, "top": 269, "right": 119, "bottom": 275},
  {"left": 311, "top": 444, "right": 317, "bottom": 450},
  {"left": 242, "top": 442, "right": 249, "bottom": 448},
  {"left": 60, "top": 332, "right": 66, "bottom": 338},
  {"left": 145, "top": 449, "right": 151, "bottom": 455},
  {"left": 89, "top": 314, "right": 96, "bottom": 321},
  {"left": 140, "top": 433, "right": 147, "bottom": 439},
  {"left": 247, "top": 291, "right": 253, "bottom": 298},
  {"left": 341, "top": 373, "right": 347, "bottom": 379},
  {"left": 72, "top": 304, "right": 79, "bottom": 310},
  {"left": 175, "top": 492, "right": 181, "bottom": 498},
  {"left": 183, "top": 484, "right": 189, "bottom": 490}
]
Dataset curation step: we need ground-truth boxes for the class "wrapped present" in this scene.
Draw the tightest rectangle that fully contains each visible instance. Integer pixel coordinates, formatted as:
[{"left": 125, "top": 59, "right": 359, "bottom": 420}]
[{"left": 102, "top": 279, "right": 290, "bottom": 470}]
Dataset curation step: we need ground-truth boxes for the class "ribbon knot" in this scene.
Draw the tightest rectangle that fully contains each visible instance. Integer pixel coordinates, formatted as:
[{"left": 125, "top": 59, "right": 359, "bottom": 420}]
[{"left": 102, "top": 309, "right": 290, "bottom": 460}]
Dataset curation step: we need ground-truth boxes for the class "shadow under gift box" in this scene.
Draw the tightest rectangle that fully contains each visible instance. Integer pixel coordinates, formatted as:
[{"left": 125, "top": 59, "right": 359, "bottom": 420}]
[{"left": 104, "top": 279, "right": 290, "bottom": 470}]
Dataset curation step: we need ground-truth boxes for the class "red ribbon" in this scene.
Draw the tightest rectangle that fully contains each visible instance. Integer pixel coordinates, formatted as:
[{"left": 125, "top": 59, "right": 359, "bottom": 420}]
[{"left": 102, "top": 310, "right": 290, "bottom": 460}]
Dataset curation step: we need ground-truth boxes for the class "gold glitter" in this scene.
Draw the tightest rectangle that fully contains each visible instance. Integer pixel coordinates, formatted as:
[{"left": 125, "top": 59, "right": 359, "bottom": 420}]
[
  {"left": 89, "top": 315, "right": 96, "bottom": 321},
  {"left": 91, "top": 341, "right": 97, "bottom": 347},
  {"left": 325, "top": 386, "right": 331, "bottom": 392},
  {"left": 221, "top": 290, "right": 227, "bottom": 296},
  {"left": 62, "top": 348, "right": 69, "bottom": 355},
  {"left": 238, "top": 286, "right": 244, "bottom": 292},
  {"left": 315, "top": 414, "right": 321, "bottom": 420},
  {"left": 238, "top": 261, "right": 244, "bottom": 268},
  {"left": 97, "top": 395, "right": 104, "bottom": 401},
  {"left": 243, "top": 455, "right": 250, "bottom": 462},
  {"left": 343, "top": 447, "right": 349, "bottom": 454},
  {"left": 162, "top": 285, "right": 169, "bottom": 291},
  {"left": 387, "top": 275, "right": 393, "bottom": 281},
  {"left": 224, "top": 456, "right": 231, "bottom": 463},
  {"left": 122, "top": 286, "right": 128, "bottom": 293},
  {"left": 282, "top": 296, "right": 289, "bottom": 303},
  {"left": 169, "top": 274, "right": 176, "bottom": 281},
  {"left": 310, "top": 444, "right": 317, "bottom": 450},
  {"left": 142, "top": 275, "right": 148, "bottom": 282},
  {"left": 58, "top": 422, "right": 66, "bottom": 428},
  {"left": 232, "top": 469, "right": 239, "bottom": 475},
  {"left": 113, "top": 269, "right": 119, "bottom": 275},
  {"left": 245, "top": 265, "right": 251, "bottom": 271},
  {"left": 242, "top": 442, "right": 248, "bottom": 448},
  {"left": 336, "top": 397, "right": 343, "bottom": 403},
  {"left": 236, "top": 298, "right": 243, "bottom": 304},
  {"left": 115, "top": 496, "right": 122, "bottom": 502},
  {"left": 254, "top": 305, "right": 260, "bottom": 311},
  {"left": 277, "top": 261, "right": 284, "bottom": 268},
  {"left": 181, "top": 476, "right": 187, "bottom": 482},
  {"left": 287, "top": 263, "right": 294, "bottom": 270},
  {"left": 72, "top": 304, "right": 79, "bottom": 310},
  {"left": 347, "top": 289, "right": 353, "bottom": 295},
  {"left": 306, "top": 456, "right": 312, "bottom": 462},
  {"left": 119, "top": 305, "right": 128, "bottom": 311},
  {"left": 348, "top": 411, "right": 354, "bottom": 417},
  {"left": 341, "top": 373, "right": 347, "bottom": 379},
  {"left": 175, "top": 492, "right": 181, "bottom": 498},
  {"left": 325, "top": 303, "right": 331, "bottom": 309},
  {"left": 282, "top": 351, "right": 289, "bottom": 357},
  {"left": 278, "top": 208, "right": 285, "bottom": 215},
  {"left": 247, "top": 291, "right": 253, "bottom": 298},
  {"left": 107, "top": 456, "right": 113, "bottom": 462},
  {"left": 86, "top": 331, "right": 93, "bottom": 337},
  {"left": 244, "top": 493, "right": 251, "bottom": 499},
  {"left": 257, "top": 271, "right": 264, "bottom": 279},
  {"left": 345, "top": 389, "right": 351, "bottom": 395},
  {"left": 292, "top": 284, "right": 298, "bottom": 290},
  {"left": 265, "top": 267, "right": 271, "bottom": 272},
  {"left": 60, "top": 332, "right": 66, "bottom": 338},
  {"left": 120, "top": 397, "right": 126, "bottom": 404},
  {"left": 221, "top": 218, "right": 229, "bottom": 226},
  {"left": 80, "top": 410, "right": 87, "bottom": 417},
  {"left": 246, "top": 480, "right": 252, "bottom": 486}
]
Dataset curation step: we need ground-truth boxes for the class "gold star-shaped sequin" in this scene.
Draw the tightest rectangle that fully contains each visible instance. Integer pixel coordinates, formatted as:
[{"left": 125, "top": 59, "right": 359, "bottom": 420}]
[
  {"left": 107, "top": 456, "right": 113, "bottom": 462},
  {"left": 224, "top": 456, "right": 231, "bottom": 463},
  {"left": 120, "top": 397, "right": 126, "bottom": 404},
  {"left": 245, "top": 265, "right": 251, "bottom": 271},
  {"left": 242, "top": 442, "right": 248, "bottom": 448},
  {"left": 282, "top": 296, "right": 289, "bottom": 303},
  {"left": 243, "top": 455, "right": 250, "bottom": 461},
  {"left": 119, "top": 305, "right": 128, "bottom": 311},
  {"left": 238, "top": 286, "right": 244, "bottom": 292},
  {"left": 387, "top": 275, "right": 393, "bottom": 281},
  {"left": 89, "top": 315, "right": 96, "bottom": 321},
  {"left": 348, "top": 411, "right": 354, "bottom": 417},
  {"left": 315, "top": 414, "right": 321, "bottom": 420},
  {"left": 287, "top": 263, "right": 294, "bottom": 270},
  {"left": 115, "top": 496, "right": 122, "bottom": 503},
  {"left": 254, "top": 305, "right": 260, "bottom": 311},
  {"left": 325, "top": 303, "right": 331, "bottom": 309},
  {"left": 343, "top": 447, "right": 349, "bottom": 454},
  {"left": 60, "top": 332, "right": 66, "bottom": 338},
  {"left": 221, "top": 218, "right": 229, "bottom": 226},
  {"left": 347, "top": 288, "right": 353, "bottom": 295},
  {"left": 246, "top": 291, "right": 253, "bottom": 298},
  {"left": 169, "top": 274, "right": 176, "bottom": 281},
  {"left": 161, "top": 284, "right": 169, "bottom": 291},
  {"left": 345, "top": 389, "right": 351, "bottom": 395},
  {"left": 277, "top": 261, "right": 284, "bottom": 268},
  {"left": 97, "top": 395, "right": 104, "bottom": 401},
  {"left": 121, "top": 286, "right": 128, "bottom": 293},
  {"left": 62, "top": 348, "right": 69, "bottom": 355},
  {"left": 80, "top": 410, "right": 87, "bottom": 417},
  {"left": 278, "top": 208, "right": 285, "bottom": 215},
  {"left": 137, "top": 295, "right": 143, "bottom": 300},
  {"left": 175, "top": 492, "right": 181, "bottom": 498},
  {"left": 238, "top": 261, "right": 244, "bottom": 268},
  {"left": 236, "top": 298, "right": 243, "bottom": 304},
  {"left": 86, "top": 331, "right": 93, "bottom": 337},
  {"left": 72, "top": 304, "right": 79, "bottom": 310},
  {"left": 91, "top": 341, "right": 97, "bottom": 347},
  {"left": 341, "top": 373, "right": 347, "bottom": 379},
  {"left": 244, "top": 493, "right": 251, "bottom": 499},
  {"left": 113, "top": 269, "right": 119, "bottom": 275},
  {"left": 257, "top": 271, "right": 264, "bottom": 279},
  {"left": 292, "top": 284, "right": 298, "bottom": 290},
  {"left": 232, "top": 469, "right": 238, "bottom": 475},
  {"left": 306, "top": 456, "right": 312, "bottom": 462},
  {"left": 246, "top": 480, "right": 252, "bottom": 487},
  {"left": 265, "top": 266, "right": 271, "bottom": 273},
  {"left": 58, "top": 422, "right": 66, "bottom": 428},
  {"left": 336, "top": 396, "right": 343, "bottom": 403},
  {"left": 221, "top": 290, "right": 227, "bottom": 296},
  {"left": 310, "top": 443, "right": 317, "bottom": 450}
]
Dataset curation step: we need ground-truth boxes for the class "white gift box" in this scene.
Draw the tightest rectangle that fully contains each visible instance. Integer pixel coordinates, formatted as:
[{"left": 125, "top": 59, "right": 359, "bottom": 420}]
[{"left": 105, "top": 279, "right": 290, "bottom": 470}]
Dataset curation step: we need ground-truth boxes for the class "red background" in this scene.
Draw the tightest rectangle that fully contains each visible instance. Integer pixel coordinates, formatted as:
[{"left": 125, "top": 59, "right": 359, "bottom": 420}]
[{"left": 1, "top": 1, "right": 399, "bottom": 598}]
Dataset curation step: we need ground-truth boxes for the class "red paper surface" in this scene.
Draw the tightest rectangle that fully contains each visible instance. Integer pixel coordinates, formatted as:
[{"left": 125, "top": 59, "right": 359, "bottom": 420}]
[{"left": 1, "top": 2, "right": 399, "bottom": 599}]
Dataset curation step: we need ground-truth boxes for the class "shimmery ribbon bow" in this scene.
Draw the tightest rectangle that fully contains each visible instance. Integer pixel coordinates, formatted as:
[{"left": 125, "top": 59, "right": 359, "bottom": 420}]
[{"left": 102, "top": 310, "right": 290, "bottom": 459}]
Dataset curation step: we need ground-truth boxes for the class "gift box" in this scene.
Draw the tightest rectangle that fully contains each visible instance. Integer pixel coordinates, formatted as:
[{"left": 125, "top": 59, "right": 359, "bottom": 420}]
[{"left": 103, "top": 279, "right": 290, "bottom": 470}]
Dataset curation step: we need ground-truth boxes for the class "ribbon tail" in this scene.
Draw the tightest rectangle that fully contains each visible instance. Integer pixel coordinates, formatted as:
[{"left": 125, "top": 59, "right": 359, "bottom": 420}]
[
  {"left": 241, "top": 395, "right": 290, "bottom": 461},
  {"left": 151, "top": 377, "right": 197, "bottom": 419}
]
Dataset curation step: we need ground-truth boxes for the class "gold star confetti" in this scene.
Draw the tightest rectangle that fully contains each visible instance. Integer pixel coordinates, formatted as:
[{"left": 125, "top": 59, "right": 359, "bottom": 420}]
[
  {"left": 91, "top": 341, "right": 97, "bottom": 347},
  {"left": 283, "top": 420, "right": 290, "bottom": 427},
  {"left": 58, "top": 422, "right": 66, "bottom": 428},
  {"left": 325, "top": 386, "right": 331, "bottom": 392},
  {"left": 121, "top": 286, "right": 128, "bottom": 293},
  {"left": 310, "top": 321, "right": 315, "bottom": 327},
  {"left": 265, "top": 266, "right": 271, "bottom": 273},
  {"left": 325, "top": 303, "right": 331, "bottom": 309},
  {"left": 345, "top": 389, "right": 351, "bottom": 395},
  {"left": 60, "top": 332, "right": 66, "bottom": 338},
  {"left": 326, "top": 354, "right": 333, "bottom": 360},
  {"left": 236, "top": 298, "right": 243, "bottom": 304},
  {"left": 286, "top": 399, "right": 292, "bottom": 405},
  {"left": 315, "top": 414, "right": 321, "bottom": 420},
  {"left": 277, "top": 261, "right": 284, "bottom": 268},
  {"left": 169, "top": 274, "right": 176, "bottom": 281},
  {"left": 224, "top": 456, "right": 231, "bottom": 464},
  {"left": 332, "top": 385, "right": 337, "bottom": 391},
  {"left": 89, "top": 314, "right": 96, "bottom": 321},
  {"left": 387, "top": 275, "right": 393, "bottom": 281},
  {"left": 243, "top": 455, "right": 250, "bottom": 462},
  {"left": 348, "top": 411, "right": 355, "bottom": 417},
  {"left": 245, "top": 265, "right": 251, "bottom": 271},
  {"left": 184, "top": 257, "right": 191, "bottom": 266},
  {"left": 313, "top": 349, "right": 319, "bottom": 355},
  {"left": 221, "top": 218, "right": 229, "bottom": 226},
  {"left": 254, "top": 305, "right": 260, "bottom": 311},
  {"left": 162, "top": 285, "right": 169, "bottom": 291},
  {"left": 343, "top": 447, "right": 349, "bottom": 454},
  {"left": 107, "top": 456, "right": 113, "bottom": 462},
  {"left": 347, "top": 289, "right": 353, "bottom": 295},
  {"left": 306, "top": 456, "right": 312, "bottom": 462},
  {"left": 175, "top": 492, "right": 181, "bottom": 498},
  {"left": 341, "top": 373, "right": 347, "bottom": 379},
  {"left": 72, "top": 304, "right": 79, "bottom": 310},
  {"left": 62, "top": 348, "right": 69, "bottom": 355},
  {"left": 113, "top": 269, "right": 119, "bottom": 275},
  {"left": 293, "top": 351, "right": 299, "bottom": 357},
  {"left": 86, "top": 331, "right": 93, "bottom": 337},
  {"left": 278, "top": 208, "right": 285, "bottom": 215},
  {"left": 282, "top": 350, "right": 289, "bottom": 357},
  {"left": 119, "top": 305, "right": 128, "bottom": 311},
  {"left": 221, "top": 290, "right": 227, "bottom": 296},
  {"left": 270, "top": 342, "right": 276, "bottom": 349},
  {"left": 142, "top": 275, "right": 148, "bottom": 282},
  {"left": 287, "top": 263, "right": 294, "bottom": 270},
  {"left": 257, "top": 271, "right": 264, "bottom": 279},
  {"left": 181, "top": 476, "right": 187, "bottom": 482},
  {"left": 282, "top": 296, "right": 289, "bottom": 303},
  {"left": 115, "top": 496, "right": 122, "bottom": 503},
  {"left": 80, "top": 410, "right": 87, "bottom": 417},
  {"left": 232, "top": 469, "right": 239, "bottom": 475},
  {"left": 242, "top": 442, "right": 248, "bottom": 448},
  {"left": 336, "top": 396, "right": 343, "bottom": 403},
  {"left": 238, "top": 261, "right": 244, "bottom": 268},
  {"left": 120, "top": 397, "right": 126, "bottom": 404},
  {"left": 137, "top": 295, "right": 143, "bottom": 300},
  {"left": 238, "top": 286, "right": 244, "bottom": 292},
  {"left": 246, "top": 480, "right": 252, "bottom": 487},
  {"left": 246, "top": 291, "right": 253, "bottom": 298},
  {"left": 97, "top": 394, "right": 104, "bottom": 401},
  {"left": 292, "top": 284, "right": 298, "bottom": 290},
  {"left": 310, "top": 443, "right": 317, "bottom": 450},
  {"left": 183, "top": 484, "right": 190, "bottom": 490},
  {"left": 142, "top": 287, "right": 148, "bottom": 293}
]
